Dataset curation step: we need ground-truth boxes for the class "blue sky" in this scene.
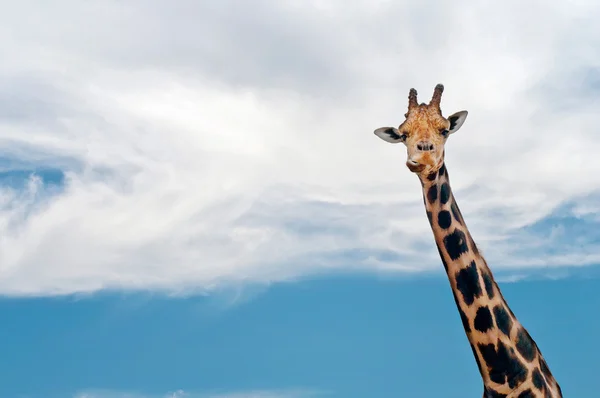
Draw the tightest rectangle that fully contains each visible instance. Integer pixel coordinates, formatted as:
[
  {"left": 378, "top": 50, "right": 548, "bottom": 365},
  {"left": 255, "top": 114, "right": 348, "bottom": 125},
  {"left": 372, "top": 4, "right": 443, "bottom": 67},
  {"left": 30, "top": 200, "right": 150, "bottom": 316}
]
[
  {"left": 2, "top": 1, "right": 600, "bottom": 397},
  {"left": 1, "top": 273, "right": 598, "bottom": 398}
]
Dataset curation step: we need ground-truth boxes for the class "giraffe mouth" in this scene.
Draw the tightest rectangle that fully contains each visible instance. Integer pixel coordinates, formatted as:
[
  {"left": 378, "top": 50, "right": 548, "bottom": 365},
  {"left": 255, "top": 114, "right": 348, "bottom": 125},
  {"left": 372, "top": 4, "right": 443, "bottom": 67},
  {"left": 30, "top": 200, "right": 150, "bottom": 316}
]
[{"left": 406, "top": 160, "right": 425, "bottom": 173}]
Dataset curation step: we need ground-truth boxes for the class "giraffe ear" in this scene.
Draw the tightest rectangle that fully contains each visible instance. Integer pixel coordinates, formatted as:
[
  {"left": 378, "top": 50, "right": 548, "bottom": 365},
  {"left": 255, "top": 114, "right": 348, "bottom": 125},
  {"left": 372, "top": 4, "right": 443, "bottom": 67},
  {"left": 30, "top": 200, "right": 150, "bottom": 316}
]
[
  {"left": 374, "top": 127, "right": 406, "bottom": 144},
  {"left": 446, "top": 111, "right": 468, "bottom": 135}
]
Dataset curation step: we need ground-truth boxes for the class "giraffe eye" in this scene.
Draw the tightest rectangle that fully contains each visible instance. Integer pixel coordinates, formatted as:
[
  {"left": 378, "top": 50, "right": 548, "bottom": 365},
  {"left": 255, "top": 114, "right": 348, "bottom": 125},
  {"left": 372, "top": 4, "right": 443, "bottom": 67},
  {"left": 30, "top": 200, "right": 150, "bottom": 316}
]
[{"left": 440, "top": 129, "right": 449, "bottom": 137}]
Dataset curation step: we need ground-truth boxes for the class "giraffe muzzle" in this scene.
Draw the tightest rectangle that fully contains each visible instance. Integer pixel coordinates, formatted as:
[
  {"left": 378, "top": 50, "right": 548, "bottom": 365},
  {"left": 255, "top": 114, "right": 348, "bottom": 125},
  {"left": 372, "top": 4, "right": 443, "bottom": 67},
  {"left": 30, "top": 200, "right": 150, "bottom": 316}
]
[{"left": 406, "top": 159, "right": 425, "bottom": 173}]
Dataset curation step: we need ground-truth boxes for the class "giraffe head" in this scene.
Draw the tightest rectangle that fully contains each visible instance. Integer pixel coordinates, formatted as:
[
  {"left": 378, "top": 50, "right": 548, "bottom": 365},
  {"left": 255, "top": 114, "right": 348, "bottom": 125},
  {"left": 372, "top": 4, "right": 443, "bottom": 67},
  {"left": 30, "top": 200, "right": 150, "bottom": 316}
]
[{"left": 374, "top": 84, "right": 468, "bottom": 175}]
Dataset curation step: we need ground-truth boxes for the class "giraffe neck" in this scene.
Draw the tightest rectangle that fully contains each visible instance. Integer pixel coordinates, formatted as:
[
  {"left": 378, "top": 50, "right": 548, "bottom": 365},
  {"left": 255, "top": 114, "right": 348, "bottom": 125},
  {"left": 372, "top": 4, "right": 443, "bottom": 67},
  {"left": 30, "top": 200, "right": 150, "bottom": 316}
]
[{"left": 418, "top": 163, "right": 562, "bottom": 397}]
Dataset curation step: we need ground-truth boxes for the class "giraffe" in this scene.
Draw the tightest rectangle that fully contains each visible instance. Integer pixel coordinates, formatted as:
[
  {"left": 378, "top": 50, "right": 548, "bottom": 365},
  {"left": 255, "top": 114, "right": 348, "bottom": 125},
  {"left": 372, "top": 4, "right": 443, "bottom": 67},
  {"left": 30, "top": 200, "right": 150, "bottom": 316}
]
[{"left": 372, "top": 84, "right": 562, "bottom": 398}]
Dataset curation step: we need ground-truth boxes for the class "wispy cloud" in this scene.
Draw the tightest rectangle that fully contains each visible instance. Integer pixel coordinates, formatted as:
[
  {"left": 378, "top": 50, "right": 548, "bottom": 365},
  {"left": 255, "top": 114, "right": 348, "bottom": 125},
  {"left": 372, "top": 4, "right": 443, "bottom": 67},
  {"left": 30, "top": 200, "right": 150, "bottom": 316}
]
[
  {"left": 203, "top": 390, "right": 325, "bottom": 398},
  {"left": 73, "top": 388, "right": 325, "bottom": 398},
  {"left": 1, "top": 0, "right": 600, "bottom": 296}
]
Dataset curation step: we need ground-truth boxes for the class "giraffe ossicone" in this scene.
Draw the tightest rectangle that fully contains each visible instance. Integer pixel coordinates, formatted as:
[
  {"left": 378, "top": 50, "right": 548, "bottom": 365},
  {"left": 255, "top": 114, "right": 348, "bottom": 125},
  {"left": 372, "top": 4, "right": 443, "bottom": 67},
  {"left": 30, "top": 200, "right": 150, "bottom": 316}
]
[{"left": 373, "top": 84, "right": 562, "bottom": 397}]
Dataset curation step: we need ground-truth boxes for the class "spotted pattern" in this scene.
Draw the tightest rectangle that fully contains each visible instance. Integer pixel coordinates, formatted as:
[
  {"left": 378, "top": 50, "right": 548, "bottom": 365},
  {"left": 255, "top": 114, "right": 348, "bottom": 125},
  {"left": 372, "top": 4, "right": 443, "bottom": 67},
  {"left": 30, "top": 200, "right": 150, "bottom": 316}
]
[
  {"left": 517, "top": 389, "right": 535, "bottom": 398},
  {"left": 458, "top": 307, "right": 471, "bottom": 333},
  {"left": 478, "top": 341, "right": 528, "bottom": 388},
  {"left": 493, "top": 305, "right": 513, "bottom": 336},
  {"left": 532, "top": 368, "right": 544, "bottom": 390},
  {"left": 440, "top": 182, "right": 451, "bottom": 204},
  {"left": 427, "top": 185, "right": 438, "bottom": 203},
  {"left": 516, "top": 328, "right": 537, "bottom": 362},
  {"left": 419, "top": 164, "right": 561, "bottom": 397},
  {"left": 539, "top": 358, "right": 551, "bottom": 377},
  {"left": 452, "top": 291, "right": 471, "bottom": 333},
  {"left": 482, "top": 269, "right": 495, "bottom": 299},
  {"left": 474, "top": 306, "right": 494, "bottom": 332},
  {"left": 438, "top": 163, "right": 446, "bottom": 176},
  {"left": 438, "top": 210, "right": 452, "bottom": 229},
  {"left": 444, "top": 229, "right": 469, "bottom": 260},
  {"left": 450, "top": 201, "right": 463, "bottom": 225},
  {"left": 455, "top": 260, "right": 482, "bottom": 305}
]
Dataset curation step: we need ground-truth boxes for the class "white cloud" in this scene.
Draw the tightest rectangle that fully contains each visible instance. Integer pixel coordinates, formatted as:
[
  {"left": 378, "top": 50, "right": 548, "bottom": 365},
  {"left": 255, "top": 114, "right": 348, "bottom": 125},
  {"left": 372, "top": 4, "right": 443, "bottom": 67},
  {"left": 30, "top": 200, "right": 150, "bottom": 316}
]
[
  {"left": 1, "top": 0, "right": 600, "bottom": 296},
  {"left": 73, "top": 388, "right": 324, "bottom": 398},
  {"left": 204, "top": 390, "right": 324, "bottom": 398}
]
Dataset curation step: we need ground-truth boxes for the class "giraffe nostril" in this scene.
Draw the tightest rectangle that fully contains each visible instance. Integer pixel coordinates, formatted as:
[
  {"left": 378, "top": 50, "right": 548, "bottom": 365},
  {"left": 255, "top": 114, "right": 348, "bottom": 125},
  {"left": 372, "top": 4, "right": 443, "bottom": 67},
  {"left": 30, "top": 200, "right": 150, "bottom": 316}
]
[{"left": 417, "top": 141, "right": 434, "bottom": 152}]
